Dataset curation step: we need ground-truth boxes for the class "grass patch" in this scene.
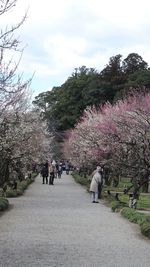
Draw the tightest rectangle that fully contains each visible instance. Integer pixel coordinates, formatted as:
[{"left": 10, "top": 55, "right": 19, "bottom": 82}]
[
  {"left": 119, "top": 194, "right": 150, "bottom": 211},
  {"left": 103, "top": 177, "right": 150, "bottom": 211},
  {"left": 137, "top": 195, "right": 150, "bottom": 210},
  {"left": 72, "top": 172, "right": 150, "bottom": 211},
  {"left": 103, "top": 178, "right": 132, "bottom": 193},
  {"left": 103, "top": 192, "right": 150, "bottom": 211}
]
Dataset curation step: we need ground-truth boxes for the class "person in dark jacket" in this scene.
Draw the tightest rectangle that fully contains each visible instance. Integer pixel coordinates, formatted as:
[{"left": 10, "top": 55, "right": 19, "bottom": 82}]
[
  {"left": 65, "top": 160, "right": 70, "bottom": 175},
  {"left": 41, "top": 165, "right": 48, "bottom": 184}
]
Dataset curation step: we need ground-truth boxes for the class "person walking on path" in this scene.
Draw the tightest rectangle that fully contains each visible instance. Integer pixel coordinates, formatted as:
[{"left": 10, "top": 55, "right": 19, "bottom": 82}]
[
  {"left": 57, "top": 164, "right": 62, "bottom": 178},
  {"left": 90, "top": 166, "right": 102, "bottom": 203},
  {"left": 40, "top": 164, "right": 48, "bottom": 184},
  {"left": 91, "top": 165, "right": 104, "bottom": 199},
  {"left": 65, "top": 160, "right": 70, "bottom": 175},
  {"left": 49, "top": 163, "right": 55, "bottom": 185}
]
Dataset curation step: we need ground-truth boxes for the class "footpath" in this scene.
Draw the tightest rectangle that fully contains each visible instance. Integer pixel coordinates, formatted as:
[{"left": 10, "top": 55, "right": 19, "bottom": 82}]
[{"left": 0, "top": 173, "right": 149, "bottom": 267}]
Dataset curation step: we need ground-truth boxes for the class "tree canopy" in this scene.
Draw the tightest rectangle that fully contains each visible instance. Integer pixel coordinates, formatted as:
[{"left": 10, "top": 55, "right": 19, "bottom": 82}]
[{"left": 33, "top": 53, "right": 150, "bottom": 133}]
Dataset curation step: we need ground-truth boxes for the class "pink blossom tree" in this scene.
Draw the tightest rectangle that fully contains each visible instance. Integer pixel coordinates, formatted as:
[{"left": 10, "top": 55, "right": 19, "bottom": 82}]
[
  {"left": 99, "top": 93, "right": 150, "bottom": 192},
  {"left": 64, "top": 93, "right": 150, "bottom": 192}
]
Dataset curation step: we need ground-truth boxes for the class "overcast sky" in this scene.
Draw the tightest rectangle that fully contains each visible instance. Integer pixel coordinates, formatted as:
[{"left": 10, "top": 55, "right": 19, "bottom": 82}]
[{"left": 2, "top": 0, "right": 150, "bottom": 98}]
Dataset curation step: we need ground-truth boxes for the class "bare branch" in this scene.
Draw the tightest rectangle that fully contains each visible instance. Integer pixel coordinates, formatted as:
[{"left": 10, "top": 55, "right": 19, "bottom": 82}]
[{"left": 0, "top": 0, "right": 16, "bottom": 16}]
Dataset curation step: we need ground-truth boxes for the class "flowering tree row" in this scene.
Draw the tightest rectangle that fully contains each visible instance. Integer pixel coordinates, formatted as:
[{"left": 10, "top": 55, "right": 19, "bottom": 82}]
[
  {"left": 64, "top": 92, "right": 150, "bottom": 192},
  {"left": 0, "top": 1, "right": 52, "bottom": 186},
  {"left": 0, "top": 101, "right": 51, "bottom": 186}
]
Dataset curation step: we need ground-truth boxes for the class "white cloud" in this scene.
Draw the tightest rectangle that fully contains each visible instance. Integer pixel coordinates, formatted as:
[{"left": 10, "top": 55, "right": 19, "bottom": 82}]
[{"left": 1, "top": 0, "right": 150, "bottom": 97}]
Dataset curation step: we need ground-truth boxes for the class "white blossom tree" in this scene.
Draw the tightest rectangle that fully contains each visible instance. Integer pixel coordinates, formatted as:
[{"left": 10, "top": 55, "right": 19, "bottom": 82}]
[
  {"left": 0, "top": 109, "right": 51, "bottom": 185},
  {"left": 0, "top": 1, "right": 53, "bottom": 186}
]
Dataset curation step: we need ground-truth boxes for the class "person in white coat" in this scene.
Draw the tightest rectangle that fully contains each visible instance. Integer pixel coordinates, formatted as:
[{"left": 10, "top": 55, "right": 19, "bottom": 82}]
[{"left": 90, "top": 166, "right": 102, "bottom": 203}]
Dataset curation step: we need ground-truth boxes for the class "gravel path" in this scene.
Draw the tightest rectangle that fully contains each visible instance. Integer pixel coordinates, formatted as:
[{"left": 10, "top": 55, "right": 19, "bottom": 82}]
[{"left": 0, "top": 173, "right": 149, "bottom": 267}]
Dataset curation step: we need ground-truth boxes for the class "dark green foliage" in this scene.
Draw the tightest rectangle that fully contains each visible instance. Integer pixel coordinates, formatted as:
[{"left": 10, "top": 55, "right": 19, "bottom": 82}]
[
  {"left": 121, "top": 207, "right": 146, "bottom": 223},
  {"left": 140, "top": 222, "right": 150, "bottom": 238},
  {"left": 72, "top": 171, "right": 89, "bottom": 186},
  {"left": 16, "top": 188, "right": 24, "bottom": 196},
  {"left": 33, "top": 53, "right": 149, "bottom": 133},
  {"left": 122, "top": 53, "right": 148, "bottom": 75},
  {"left": 111, "top": 200, "right": 128, "bottom": 212},
  {"left": 100, "top": 54, "right": 126, "bottom": 91},
  {"left": 31, "top": 172, "right": 39, "bottom": 179},
  {"left": 33, "top": 66, "right": 119, "bottom": 132},
  {"left": 0, "top": 197, "right": 9, "bottom": 211},
  {"left": 6, "top": 177, "right": 35, "bottom": 198},
  {"left": 126, "top": 69, "right": 150, "bottom": 88},
  {"left": 6, "top": 189, "right": 17, "bottom": 198}
]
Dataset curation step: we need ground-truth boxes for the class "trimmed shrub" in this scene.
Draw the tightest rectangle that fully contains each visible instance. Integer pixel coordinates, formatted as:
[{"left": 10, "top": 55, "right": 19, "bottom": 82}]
[
  {"left": 0, "top": 188, "right": 4, "bottom": 197},
  {"left": 0, "top": 197, "right": 9, "bottom": 211},
  {"left": 121, "top": 208, "right": 145, "bottom": 223},
  {"left": 140, "top": 222, "right": 150, "bottom": 238},
  {"left": 31, "top": 172, "right": 38, "bottom": 179},
  {"left": 17, "top": 180, "right": 28, "bottom": 191},
  {"left": 6, "top": 189, "right": 17, "bottom": 198},
  {"left": 121, "top": 207, "right": 150, "bottom": 238},
  {"left": 72, "top": 172, "right": 89, "bottom": 186},
  {"left": 16, "top": 188, "right": 24, "bottom": 196},
  {"left": 6, "top": 176, "right": 35, "bottom": 198},
  {"left": 111, "top": 201, "right": 128, "bottom": 212}
]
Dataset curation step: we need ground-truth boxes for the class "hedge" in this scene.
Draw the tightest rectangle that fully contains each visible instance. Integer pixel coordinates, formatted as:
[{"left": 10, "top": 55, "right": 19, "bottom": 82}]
[
  {"left": 6, "top": 176, "right": 36, "bottom": 198},
  {"left": 121, "top": 207, "right": 150, "bottom": 238},
  {"left": 0, "top": 197, "right": 9, "bottom": 211}
]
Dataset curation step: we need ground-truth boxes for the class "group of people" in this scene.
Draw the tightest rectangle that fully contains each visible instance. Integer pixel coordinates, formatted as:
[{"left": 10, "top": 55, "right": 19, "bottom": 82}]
[
  {"left": 41, "top": 160, "right": 103, "bottom": 203},
  {"left": 40, "top": 160, "right": 70, "bottom": 185},
  {"left": 89, "top": 166, "right": 104, "bottom": 203}
]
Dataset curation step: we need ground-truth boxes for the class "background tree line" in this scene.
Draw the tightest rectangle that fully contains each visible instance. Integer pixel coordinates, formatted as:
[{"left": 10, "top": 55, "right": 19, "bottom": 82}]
[{"left": 33, "top": 53, "right": 150, "bottom": 133}]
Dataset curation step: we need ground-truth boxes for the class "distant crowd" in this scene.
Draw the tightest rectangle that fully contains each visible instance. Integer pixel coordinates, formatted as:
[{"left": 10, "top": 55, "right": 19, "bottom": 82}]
[
  {"left": 40, "top": 160, "right": 71, "bottom": 185},
  {"left": 33, "top": 160, "right": 104, "bottom": 204}
]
